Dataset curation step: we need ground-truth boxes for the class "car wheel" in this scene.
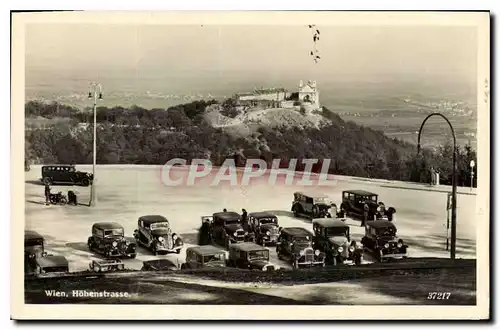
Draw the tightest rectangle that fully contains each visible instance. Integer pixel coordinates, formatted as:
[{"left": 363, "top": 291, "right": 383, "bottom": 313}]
[
  {"left": 292, "top": 205, "right": 299, "bottom": 217},
  {"left": 354, "top": 255, "right": 362, "bottom": 266},
  {"left": 130, "top": 253, "right": 137, "bottom": 259},
  {"left": 312, "top": 205, "right": 319, "bottom": 218},
  {"left": 82, "top": 178, "right": 90, "bottom": 186}
]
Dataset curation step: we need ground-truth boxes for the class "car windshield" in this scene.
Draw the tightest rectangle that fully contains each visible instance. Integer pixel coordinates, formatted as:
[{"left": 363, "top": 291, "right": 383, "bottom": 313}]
[
  {"left": 104, "top": 229, "right": 124, "bottom": 237},
  {"left": 325, "top": 227, "right": 348, "bottom": 237},
  {"left": 259, "top": 218, "right": 277, "bottom": 225},
  {"left": 25, "top": 239, "right": 43, "bottom": 247},
  {"left": 150, "top": 222, "right": 169, "bottom": 230},
  {"left": 203, "top": 253, "right": 225, "bottom": 263},
  {"left": 225, "top": 218, "right": 240, "bottom": 225},
  {"left": 359, "top": 195, "right": 377, "bottom": 202},
  {"left": 293, "top": 237, "right": 311, "bottom": 246},
  {"left": 314, "top": 197, "right": 328, "bottom": 204},
  {"left": 248, "top": 250, "right": 269, "bottom": 260}
]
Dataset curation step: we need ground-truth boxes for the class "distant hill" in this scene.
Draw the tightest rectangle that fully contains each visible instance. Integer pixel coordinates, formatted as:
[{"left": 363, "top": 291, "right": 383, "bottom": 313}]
[{"left": 24, "top": 100, "right": 478, "bottom": 187}]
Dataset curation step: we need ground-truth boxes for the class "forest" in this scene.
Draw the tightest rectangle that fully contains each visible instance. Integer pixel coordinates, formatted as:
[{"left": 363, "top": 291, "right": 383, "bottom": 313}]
[{"left": 24, "top": 100, "right": 477, "bottom": 187}]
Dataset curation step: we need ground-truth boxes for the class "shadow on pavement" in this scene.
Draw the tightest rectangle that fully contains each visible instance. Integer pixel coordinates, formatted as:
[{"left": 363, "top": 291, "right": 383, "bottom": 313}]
[{"left": 25, "top": 276, "right": 303, "bottom": 305}]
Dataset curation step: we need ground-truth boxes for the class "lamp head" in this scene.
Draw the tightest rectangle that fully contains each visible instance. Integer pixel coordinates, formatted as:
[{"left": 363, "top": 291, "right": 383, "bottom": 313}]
[
  {"left": 98, "top": 93, "right": 103, "bottom": 100},
  {"left": 88, "top": 92, "right": 92, "bottom": 99}
]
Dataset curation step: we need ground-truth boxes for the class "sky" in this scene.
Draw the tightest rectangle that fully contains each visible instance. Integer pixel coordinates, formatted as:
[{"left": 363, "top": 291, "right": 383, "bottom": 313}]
[{"left": 25, "top": 24, "right": 478, "bottom": 100}]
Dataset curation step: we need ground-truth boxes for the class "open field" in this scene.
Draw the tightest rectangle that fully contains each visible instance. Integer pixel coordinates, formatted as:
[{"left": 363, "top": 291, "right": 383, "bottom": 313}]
[{"left": 24, "top": 165, "right": 477, "bottom": 304}]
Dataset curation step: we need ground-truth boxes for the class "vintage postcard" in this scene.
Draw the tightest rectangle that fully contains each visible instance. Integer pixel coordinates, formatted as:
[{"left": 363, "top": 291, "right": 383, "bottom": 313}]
[{"left": 11, "top": 11, "right": 490, "bottom": 320}]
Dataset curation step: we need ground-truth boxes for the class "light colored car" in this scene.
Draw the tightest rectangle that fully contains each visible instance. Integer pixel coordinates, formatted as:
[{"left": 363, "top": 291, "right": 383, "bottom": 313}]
[
  {"left": 291, "top": 191, "right": 334, "bottom": 219},
  {"left": 25, "top": 230, "right": 69, "bottom": 276},
  {"left": 227, "top": 242, "right": 277, "bottom": 271},
  {"left": 133, "top": 215, "right": 183, "bottom": 255},
  {"left": 276, "top": 227, "right": 326, "bottom": 269},
  {"left": 181, "top": 245, "right": 227, "bottom": 270},
  {"left": 312, "top": 218, "right": 363, "bottom": 265}
]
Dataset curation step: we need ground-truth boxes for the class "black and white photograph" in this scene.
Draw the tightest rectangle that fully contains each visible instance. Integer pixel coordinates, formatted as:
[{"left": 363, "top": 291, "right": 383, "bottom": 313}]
[{"left": 11, "top": 10, "right": 490, "bottom": 320}]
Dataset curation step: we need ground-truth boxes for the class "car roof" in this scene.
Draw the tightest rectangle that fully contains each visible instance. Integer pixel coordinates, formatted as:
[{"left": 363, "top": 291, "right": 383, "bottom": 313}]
[
  {"left": 230, "top": 242, "right": 267, "bottom": 252},
  {"left": 187, "top": 245, "right": 225, "bottom": 255},
  {"left": 312, "top": 218, "right": 349, "bottom": 228},
  {"left": 213, "top": 212, "right": 241, "bottom": 221},
  {"left": 366, "top": 220, "right": 396, "bottom": 229},
  {"left": 281, "top": 227, "right": 313, "bottom": 237},
  {"left": 343, "top": 190, "right": 378, "bottom": 196},
  {"left": 139, "top": 215, "right": 169, "bottom": 225},
  {"left": 25, "top": 230, "right": 43, "bottom": 241},
  {"left": 93, "top": 222, "right": 123, "bottom": 230},
  {"left": 142, "top": 259, "right": 177, "bottom": 267},
  {"left": 248, "top": 212, "right": 277, "bottom": 219}
]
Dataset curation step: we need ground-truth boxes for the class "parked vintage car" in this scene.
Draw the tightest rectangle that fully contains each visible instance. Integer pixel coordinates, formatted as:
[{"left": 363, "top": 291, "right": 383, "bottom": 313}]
[
  {"left": 200, "top": 212, "right": 253, "bottom": 249},
  {"left": 291, "top": 192, "right": 334, "bottom": 219},
  {"left": 142, "top": 259, "right": 180, "bottom": 271},
  {"left": 89, "top": 259, "right": 125, "bottom": 273},
  {"left": 181, "top": 245, "right": 227, "bottom": 270},
  {"left": 87, "top": 222, "right": 137, "bottom": 258},
  {"left": 312, "top": 218, "right": 363, "bottom": 265},
  {"left": 248, "top": 212, "right": 280, "bottom": 246},
  {"left": 41, "top": 165, "right": 94, "bottom": 186},
  {"left": 361, "top": 220, "right": 408, "bottom": 261},
  {"left": 227, "top": 242, "right": 277, "bottom": 271},
  {"left": 133, "top": 215, "right": 183, "bottom": 255},
  {"left": 340, "top": 190, "right": 396, "bottom": 222},
  {"left": 25, "top": 230, "right": 69, "bottom": 275},
  {"left": 276, "top": 227, "right": 326, "bottom": 269}
]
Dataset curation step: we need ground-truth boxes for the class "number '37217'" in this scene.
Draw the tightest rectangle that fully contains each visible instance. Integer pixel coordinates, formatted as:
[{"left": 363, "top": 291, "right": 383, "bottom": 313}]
[{"left": 427, "top": 292, "right": 451, "bottom": 300}]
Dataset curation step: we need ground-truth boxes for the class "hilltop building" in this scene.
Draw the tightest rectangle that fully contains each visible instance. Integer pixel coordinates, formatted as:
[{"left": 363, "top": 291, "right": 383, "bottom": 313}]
[
  {"left": 234, "top": 80, "right": 320, "bottom": 111},
  {"left": 298, "top": 80, "right": 320, "bottom": 109}
]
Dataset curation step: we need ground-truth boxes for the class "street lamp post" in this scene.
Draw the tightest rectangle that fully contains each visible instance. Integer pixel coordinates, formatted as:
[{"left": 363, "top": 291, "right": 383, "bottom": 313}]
[
  {"left": 470, "top": 160, "right": 475, "bottom": 191},
  {"left": 88, "top": 83, "right": 102, "bottom": 206},
  {"left": 417, "top": 112, "right": 457, "bottom": 260}
]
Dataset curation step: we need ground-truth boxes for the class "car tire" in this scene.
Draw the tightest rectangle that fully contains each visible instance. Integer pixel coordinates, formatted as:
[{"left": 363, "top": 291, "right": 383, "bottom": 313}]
[
  {"left": 82, "top": 178, "right": 90, "bottom": 186},
  {"left": 130, "top": 253, "right": 137, "bottom": 259},
  {"left": 312, "top": 205, "right": 319, "bottom": 218},
  {"left": 292, "top": 205, "right": 299, "bottom": 218},
  {"left": 354, "top": 255, "right": 362, "bottom": 266}
]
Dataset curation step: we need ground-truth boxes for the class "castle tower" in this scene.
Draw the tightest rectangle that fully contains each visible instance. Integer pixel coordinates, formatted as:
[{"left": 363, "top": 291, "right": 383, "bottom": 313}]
[{"left": 298, "top": 79, "right": 320, "bottom": 109}]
